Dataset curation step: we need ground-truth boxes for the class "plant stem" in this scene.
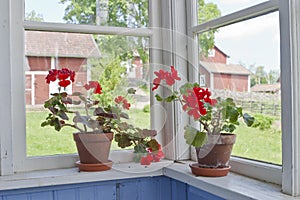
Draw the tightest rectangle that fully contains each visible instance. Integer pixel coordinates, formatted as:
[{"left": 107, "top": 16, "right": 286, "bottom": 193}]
[{"left": 61, "top": 123, "right": 84, "bottom": 133}]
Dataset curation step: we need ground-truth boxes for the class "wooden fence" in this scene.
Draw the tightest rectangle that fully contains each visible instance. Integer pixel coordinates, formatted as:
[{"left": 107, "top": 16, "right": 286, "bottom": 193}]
[{"left": 212, "top": 90, "right": 281, "bottom": 116}]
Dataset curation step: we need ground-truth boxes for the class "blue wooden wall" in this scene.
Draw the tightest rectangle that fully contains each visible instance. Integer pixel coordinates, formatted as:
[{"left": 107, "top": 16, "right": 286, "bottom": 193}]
[{"left": 0, "top": 176, "right": 223, "bottom": 200}]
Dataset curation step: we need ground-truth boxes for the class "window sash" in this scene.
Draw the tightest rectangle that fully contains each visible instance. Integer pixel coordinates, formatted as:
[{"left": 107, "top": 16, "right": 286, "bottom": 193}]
[
  {"left": 186, "top": 0, "right": 300, "bottom": 195},
  {"left": 8, "top": 0, "right": 158, "bottom": 173},
  {"left": 188, "top": 0, "right": 280, "bottom": 185}
]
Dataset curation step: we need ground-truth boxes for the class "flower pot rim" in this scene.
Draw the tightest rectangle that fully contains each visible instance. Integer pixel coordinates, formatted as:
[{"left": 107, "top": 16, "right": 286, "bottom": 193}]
[{"left": 73, "top": 131, "right": 113, "bottom": 135}]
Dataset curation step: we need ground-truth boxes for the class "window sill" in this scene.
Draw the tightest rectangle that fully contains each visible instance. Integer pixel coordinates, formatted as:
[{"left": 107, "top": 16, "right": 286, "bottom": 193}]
[
  {"left": 164, "top": 161, "right": 299, "bottom": 200},
  {"left": 0, "top": 160, "right": 299, "bottom": 199}
]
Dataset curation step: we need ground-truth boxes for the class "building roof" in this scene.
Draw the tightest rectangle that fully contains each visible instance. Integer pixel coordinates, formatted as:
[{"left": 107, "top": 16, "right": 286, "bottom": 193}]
[
  {"left": 214, "top": 46, "right": 229, "bottom": 58},
  {"left": 251, "top": 83, "right": 281, "bottom": 93},
  {"left": 200, "top": 61, "right": 252, "bottom": 75},
  {"left": 25, "top": 31, "right": 101, "bottom": 58}
]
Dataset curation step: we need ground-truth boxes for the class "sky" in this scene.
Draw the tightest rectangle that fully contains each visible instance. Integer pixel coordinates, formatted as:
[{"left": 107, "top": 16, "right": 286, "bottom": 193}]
[{"left": 25, "top": 0, "right": 279, "bottom": 72}]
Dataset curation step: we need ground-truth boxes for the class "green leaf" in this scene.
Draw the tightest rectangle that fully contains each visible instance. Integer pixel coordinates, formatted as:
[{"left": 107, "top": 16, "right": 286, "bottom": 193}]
[
  {"left": 72, "top": 92, "right": 83, "bottom": 96},
  {"left": 120, "top": 112, "right": 129, "bottom": 119},
  {"left": 192, "top": 132, "right": 207, "bottom": 147},
  {"left": 165, "top": 94, "right": 177, "bottom": 102},
  {"left": 41, "top": 121, "right": 49, "bottom": 127},
  {"left": 184, "top": 126, "right": 207, "bottom": 147},
  {"left": 228, "top": 124, "right": 236, "bottom": 132},
  {"left": 94, "top": 107, "right": 105, "bottom": 115},
  {"left": 243, "top": 113, "right": 255, "bottom": 127},
  {"left": 155, "top": 94, "right": 163, "bottom": 102},
  {"left": 127, "top": 88, "right": 136, "bottom": 94},
  {"left": 79, "top": 95, "right": 87, "bottom": 102},
  {"left": 57, "top": 110, "right": 69, "bottom": 120},
  {"left": 147, "top": 139, "right": 159, "bottom": 152},
  {"left": 184, "top": 126, "right": 198, "bottom": 145},
  {"left": 115, "top": 133, "right": 132, "bottom": 148}
]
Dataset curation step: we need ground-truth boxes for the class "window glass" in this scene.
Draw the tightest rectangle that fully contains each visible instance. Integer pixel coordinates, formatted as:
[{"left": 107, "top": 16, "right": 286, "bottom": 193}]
[
  {"left": 25, "top": 30, "right": 150, "bottom": 156},
  {"left": 25, "top": 0, "right": 148, "bottom": 28},
  {"left": 198, "top": 11, "right": 281, "bottom": 164},
  {"left": 197, "top": 0, "right": 267, "bottom": 24}
]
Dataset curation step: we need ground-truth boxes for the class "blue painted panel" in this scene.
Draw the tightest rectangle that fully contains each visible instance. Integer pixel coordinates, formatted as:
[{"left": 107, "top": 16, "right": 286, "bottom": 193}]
[
  {"left": 31, "top": 191, "right": 53, "bottom": 200},
  {"left": 158, "top": 176, "right": 172, "bottom": 200},
  {"left": 78, "top": 186, "right": 95, "bottom": 200},
  {"left": 5, "top": 194, "right": 28, "bottom": 200},
  {"left": 139, "top": 178, "right": 161, "bottom": 200},
  {"left": 171, "top": 179, "right": 187, "bottom": 200},
  {"left": 187, "top": 185, "right": 225, "bottom": 200},
  {"left": 94, "top": 184, "right": 116, "bottom": 200},
  {"left": 0, "top": 176, "right": 228, "bottom": 200},
  {"left": 54, "top": 188, "right": 76, "bottom": 200},
  {"left": 119, "top": 180, "right": 139, "bottom": 200}
]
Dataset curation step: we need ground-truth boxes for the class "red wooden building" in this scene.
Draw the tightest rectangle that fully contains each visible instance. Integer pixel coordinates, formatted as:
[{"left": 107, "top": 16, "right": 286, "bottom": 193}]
[
  {"left": 25, "top": 31, "right": 101, "bottom": 105},
  {"left": 199, "top": 46, "right": 251, "bottom": 92}
]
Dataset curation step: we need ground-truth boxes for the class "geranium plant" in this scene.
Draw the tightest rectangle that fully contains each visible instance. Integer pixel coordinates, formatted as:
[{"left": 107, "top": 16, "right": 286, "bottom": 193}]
[
  {"left": 41, "top": 68, "right": 163, "bottom": 165},
  {"left": 152, "top": 66, "right": 255, "bottom": 148}
]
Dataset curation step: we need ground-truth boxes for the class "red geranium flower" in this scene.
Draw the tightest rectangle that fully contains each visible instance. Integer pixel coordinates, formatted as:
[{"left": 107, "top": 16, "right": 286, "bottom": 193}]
[
  {"left": 152, "top": 66, "right": 181, "bottom": 91},
  {"left": 84, "top": 81, "right": 102, "bottom": 94},
  {"left": 45, "top": 69, "right": 58, "bottom": 84},
  {"left": 114, "top": 96, "right": 124, "bottom": 104},
  {"left": 58, "top": 79, "right": 71, "bottom": 88},
  {"left": 140, "top": 156, "right": 152, "bottom": 165},
  {"left": 122, "top": 100, "right": 131, "bottom": 110},
  {"left": 114, "top": 96, "right": 131, "bottom": 110},
  {"left": 45, "top": 68, "right": 75, "bottom": 88}
]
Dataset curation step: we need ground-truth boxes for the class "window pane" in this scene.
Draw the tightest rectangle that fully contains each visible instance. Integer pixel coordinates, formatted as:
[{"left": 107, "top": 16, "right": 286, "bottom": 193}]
[
  {"left": 198, "top": 11, "right": 281, "bottom": 165},
  {"left": 25, "top": 30, "right": 150, "bottom": 156},
  {"left": 25, "top": 0, "right": 148, "bottom": 28},
  {"left": 197, "top": 0, "right": 267, "bottom": 24}
]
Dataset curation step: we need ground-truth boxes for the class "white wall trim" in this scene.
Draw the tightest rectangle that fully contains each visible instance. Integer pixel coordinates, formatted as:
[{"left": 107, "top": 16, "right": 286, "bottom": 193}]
[
  {"left": 280, "top": 0, "right": 300, "bottom": 196},
  {"left": 0, "top": 0, "right": 14, "bottom": 176}
]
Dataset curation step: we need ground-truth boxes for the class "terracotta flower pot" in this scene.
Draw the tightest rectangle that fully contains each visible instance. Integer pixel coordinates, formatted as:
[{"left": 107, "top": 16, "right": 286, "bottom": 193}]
[
  {"left": 73, "top": 132, "right": 113, "bottom": 171},
  {"left": 190, "top": 133, "right": 236, "bottom": 177}
]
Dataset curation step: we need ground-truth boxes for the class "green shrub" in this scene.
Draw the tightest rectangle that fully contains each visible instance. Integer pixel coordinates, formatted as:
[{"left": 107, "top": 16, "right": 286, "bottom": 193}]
[
  {"left": 252, "top": 114, "right": 274, "bottom": 130},
  {"left": 143, "top": 104, "right": 150, "bottom": 113}
]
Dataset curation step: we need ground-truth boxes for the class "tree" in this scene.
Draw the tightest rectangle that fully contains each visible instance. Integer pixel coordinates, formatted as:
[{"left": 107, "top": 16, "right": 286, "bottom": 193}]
[
  {"left": 25, "top": 10, "right": 44, "bottom": 22},
  {"left": 198, "top": 0, "right": 221, "bottom": 56},
  {"left": 59, "top": 0, "right": 220, "bottom": 84},
  {"left": 266, "top": 70, "right": 280, "bottom": 84},
  {"left": 59, "top": 0, "right": 220, "bottom": 58},
  {"left": 249, "top": 65, "right": 280, "bottom": 87},
  {"left": 60, "top": 0, "right": 148, "bottom": 27}
]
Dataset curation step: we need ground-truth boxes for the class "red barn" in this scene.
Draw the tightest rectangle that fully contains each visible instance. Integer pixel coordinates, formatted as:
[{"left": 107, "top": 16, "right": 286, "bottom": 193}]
[
  {"left": 199, "top": 46, "right": 251, "bottom": 92},
  {"left": 25, "top": 31, "right": 101, "bottom": 105}
]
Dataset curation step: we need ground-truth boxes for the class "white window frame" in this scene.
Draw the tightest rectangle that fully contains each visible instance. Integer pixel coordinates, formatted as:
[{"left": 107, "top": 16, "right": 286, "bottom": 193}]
[
  {"left": 0, "top": 0, "right": 162, "bottom": 173},
  {"left": 185, "top": 0, "right": 300, "bottom": 196},
  {"left": 1, "top": 0, "right": 300, "bottom": 196}
]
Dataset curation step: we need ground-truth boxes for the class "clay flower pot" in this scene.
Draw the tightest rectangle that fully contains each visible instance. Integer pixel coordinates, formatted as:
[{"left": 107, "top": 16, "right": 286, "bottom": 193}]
[
  {"left": 190, "top": 133, "right": 236, "bottom": 177},
  {"left": 73, "top": 132, "right": 113, "bottom": 172}
]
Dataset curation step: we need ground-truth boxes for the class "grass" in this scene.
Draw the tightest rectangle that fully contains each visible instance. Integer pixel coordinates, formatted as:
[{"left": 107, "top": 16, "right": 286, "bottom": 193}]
[
  {"left": 26, "top": 110, "right": 282, "bottom": 165},
  {"left": 26, "top": 108, "right": 150, "bottom": 157},
  {"left": 232, "top": 121, "right": 282, "bottom": 165}
]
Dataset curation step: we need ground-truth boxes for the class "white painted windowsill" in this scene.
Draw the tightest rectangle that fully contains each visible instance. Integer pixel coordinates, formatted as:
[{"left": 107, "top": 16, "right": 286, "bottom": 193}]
[{"left": 0, "top": 160, "right": 299, "bottom": 200}]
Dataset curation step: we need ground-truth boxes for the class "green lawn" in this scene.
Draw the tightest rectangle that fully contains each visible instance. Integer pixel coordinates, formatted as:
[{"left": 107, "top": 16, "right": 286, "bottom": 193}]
[
  {"left": 26, "top": 110, "right": 282, "bottom": 165},
  {"left": 232, "top": 123, "right": 282, "bottom": 165}
]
